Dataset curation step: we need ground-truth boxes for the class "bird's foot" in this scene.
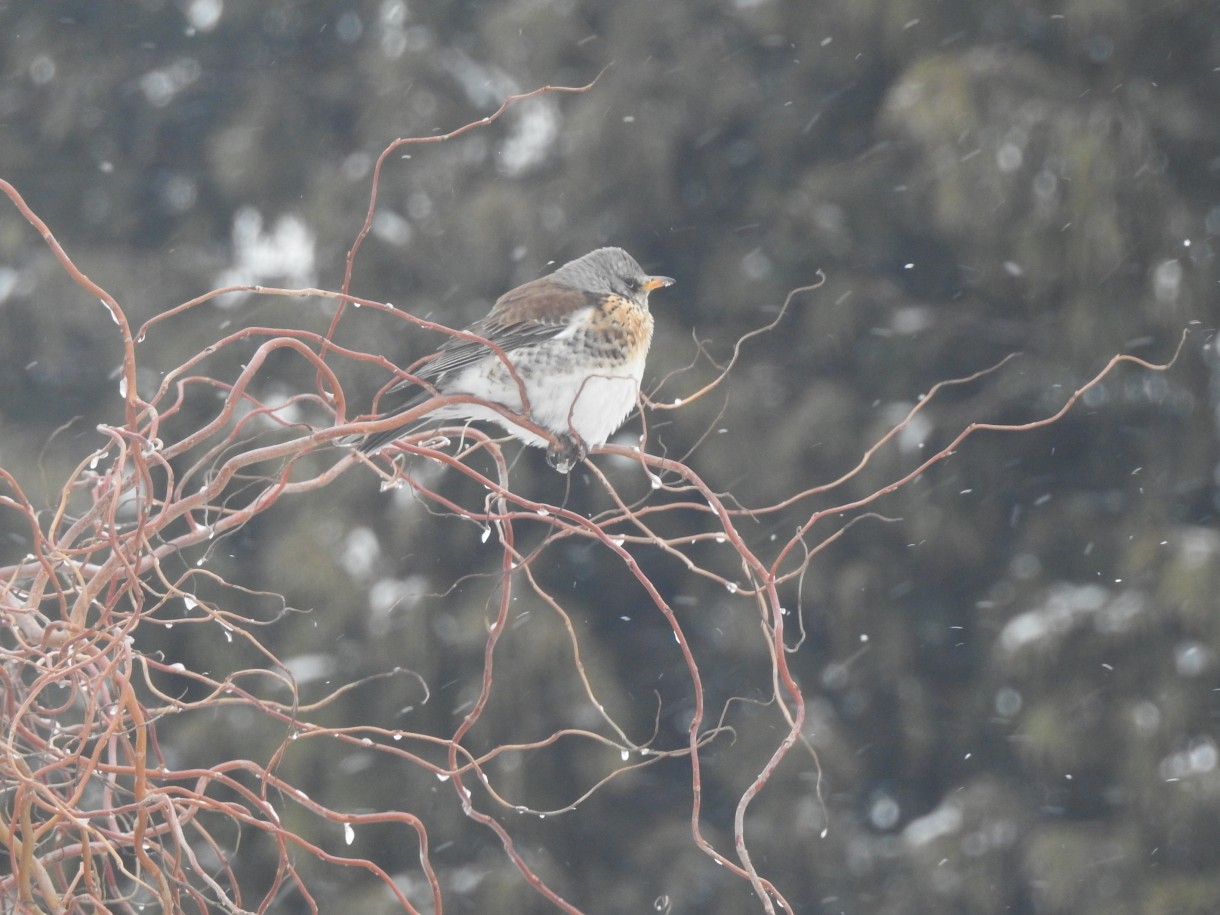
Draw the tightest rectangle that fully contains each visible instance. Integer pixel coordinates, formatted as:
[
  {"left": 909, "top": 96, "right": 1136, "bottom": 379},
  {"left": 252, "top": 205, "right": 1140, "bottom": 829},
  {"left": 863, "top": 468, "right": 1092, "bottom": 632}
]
[{"left": 546, "top": 434, "right": 587, "bottom": 474}]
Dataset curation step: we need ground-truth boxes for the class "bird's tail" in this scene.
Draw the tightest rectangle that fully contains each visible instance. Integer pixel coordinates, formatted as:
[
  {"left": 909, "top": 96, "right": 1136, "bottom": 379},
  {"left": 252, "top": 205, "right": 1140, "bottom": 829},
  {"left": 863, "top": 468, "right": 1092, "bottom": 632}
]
[
  {"left": 354, "top": 422, "right": 408, "bottom": 456},
  {"left": 347, "top": 392, "right": 430, "bottom": 455}
]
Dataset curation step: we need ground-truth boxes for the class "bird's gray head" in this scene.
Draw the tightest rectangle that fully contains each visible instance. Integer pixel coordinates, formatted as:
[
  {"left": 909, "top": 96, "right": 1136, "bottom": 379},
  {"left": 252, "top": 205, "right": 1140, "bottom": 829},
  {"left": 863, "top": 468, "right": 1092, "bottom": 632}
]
[{"left": 550, "top": 247, "right": 674, "bottom": 306}]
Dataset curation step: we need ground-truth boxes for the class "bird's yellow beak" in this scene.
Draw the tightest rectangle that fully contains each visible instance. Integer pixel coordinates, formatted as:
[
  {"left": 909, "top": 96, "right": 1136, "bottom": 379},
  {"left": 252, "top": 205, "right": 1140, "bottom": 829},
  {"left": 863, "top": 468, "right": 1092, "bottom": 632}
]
[{"left": 642, "top": 276, "right": 675, "bottom": 292}]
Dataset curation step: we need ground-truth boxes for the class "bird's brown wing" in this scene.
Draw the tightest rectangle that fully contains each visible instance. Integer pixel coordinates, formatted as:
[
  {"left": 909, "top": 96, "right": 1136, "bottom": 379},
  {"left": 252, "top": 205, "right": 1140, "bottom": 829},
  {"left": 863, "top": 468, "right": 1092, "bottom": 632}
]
[
  {"left": 389, "top": 280, "right": 596, "bottom": 390},
  {"left": 486, "top": 276, "right": 597, "bottom": 325}
]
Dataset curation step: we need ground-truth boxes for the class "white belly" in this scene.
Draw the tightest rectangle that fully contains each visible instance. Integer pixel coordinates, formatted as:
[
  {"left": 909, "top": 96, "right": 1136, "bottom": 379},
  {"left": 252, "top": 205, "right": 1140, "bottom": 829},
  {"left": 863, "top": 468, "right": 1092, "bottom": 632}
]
[{"left": 429, "top": 354, "right": 645, "bottom": 450}]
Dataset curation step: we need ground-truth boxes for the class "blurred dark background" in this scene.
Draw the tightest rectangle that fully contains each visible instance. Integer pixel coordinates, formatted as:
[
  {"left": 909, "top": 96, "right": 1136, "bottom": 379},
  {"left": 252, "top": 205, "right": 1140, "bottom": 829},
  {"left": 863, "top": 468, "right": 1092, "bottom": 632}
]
[{"left": 2, "top": 1, "right": 1219, "bottom": 913}]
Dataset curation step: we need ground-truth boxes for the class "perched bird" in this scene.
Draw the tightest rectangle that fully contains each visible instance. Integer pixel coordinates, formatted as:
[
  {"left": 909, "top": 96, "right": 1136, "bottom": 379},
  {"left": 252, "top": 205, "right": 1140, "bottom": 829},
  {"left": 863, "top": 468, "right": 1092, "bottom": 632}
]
[{"left": 356, "top": 247, "right": 673, "bottom": 473}]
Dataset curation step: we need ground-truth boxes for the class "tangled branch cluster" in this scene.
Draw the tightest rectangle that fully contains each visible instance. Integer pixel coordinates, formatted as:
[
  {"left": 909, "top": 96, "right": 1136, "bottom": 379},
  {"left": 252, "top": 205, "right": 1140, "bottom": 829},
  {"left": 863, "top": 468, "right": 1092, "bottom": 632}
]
[{"left": 0, "top": 84, "right": 1179, "bottom": 914}]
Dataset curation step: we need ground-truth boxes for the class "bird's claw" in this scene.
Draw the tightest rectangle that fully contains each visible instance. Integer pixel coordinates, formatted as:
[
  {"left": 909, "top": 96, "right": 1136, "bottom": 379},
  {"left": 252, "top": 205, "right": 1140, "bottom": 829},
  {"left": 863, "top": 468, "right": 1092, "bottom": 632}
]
[{"left": 546, "top": 434, "right": 587, "bottom": 474}]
